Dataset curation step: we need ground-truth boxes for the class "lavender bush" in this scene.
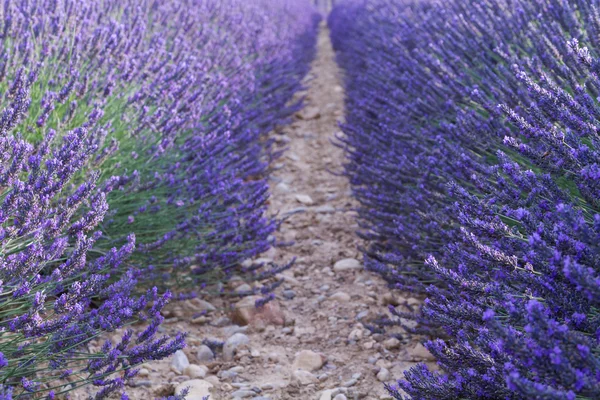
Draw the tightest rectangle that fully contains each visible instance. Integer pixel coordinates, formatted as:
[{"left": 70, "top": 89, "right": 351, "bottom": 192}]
[
  {"left": 331, "top": 0, "right": 600, "bottom": 398},
  {"left": 0, "top": 0, "right": 318, "bottom": 398}
]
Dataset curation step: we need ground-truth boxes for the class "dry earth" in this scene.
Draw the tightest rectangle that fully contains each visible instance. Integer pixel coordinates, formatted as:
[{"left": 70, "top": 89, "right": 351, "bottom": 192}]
[{"left": 73, "top": 23, "right": 433, "bottom": 400}]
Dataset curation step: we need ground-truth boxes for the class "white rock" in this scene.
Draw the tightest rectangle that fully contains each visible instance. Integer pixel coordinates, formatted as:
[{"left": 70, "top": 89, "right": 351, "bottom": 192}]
[
  {"left": 184, "top": 364, "right": 208, "bottom": 379},
  {"left": 292, "top": 350, "right": 325, "bottom": 372},
  {"left": 333, "top": 258, "right": 362, "bottom": 271},
  {"left": 333, "top": 395, "right": 348, "bottom": 400},
  {"left": 275, "top": 182, "right": 291, "bottom": 193},
  {"left": 377, "top": 368, "right": 390, "bottom": 382},
  {"left": 295, "top": 194, "right": 314, "bottom": 205},
  {"left": 329, "top": 292, "right": 351, "bottom": 303},
  {"left": 293, "top": 369, "right": 317, "bottom": 385},
  {"left": 196, "top": 345, "right": 215, "bottom": 364},
  {"left": 174, "top": 379, "right": 214, "bottom": 400},
  {"left": 348, "top": 329, "right": 363, "bottom": 341},
  {"left": 171, "top": 350, "right": 190, "bottom": 374},
  {"left": 319, "top": 390, "right": 335, "bottom": 400},
  {"left": 223, "top": 333, "right": 250, "bottom": 361},
  {"left": 235, "top": 283, "right": 252, "bottom": 293}
]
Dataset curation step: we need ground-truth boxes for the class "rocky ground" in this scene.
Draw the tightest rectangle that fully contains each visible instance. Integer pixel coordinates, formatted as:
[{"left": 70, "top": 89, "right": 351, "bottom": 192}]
[{"left": 75, "top": 23, "right": 433, "bottom": 400}]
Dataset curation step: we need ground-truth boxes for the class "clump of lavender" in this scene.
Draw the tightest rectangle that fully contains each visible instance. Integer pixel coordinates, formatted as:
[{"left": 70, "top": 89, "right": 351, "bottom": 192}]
[
  {"left": 331, "top": 0, "right": 600, "bottom": 398},
  {"left": 0, "top": 0, "right": 319, "bottom": 397}
]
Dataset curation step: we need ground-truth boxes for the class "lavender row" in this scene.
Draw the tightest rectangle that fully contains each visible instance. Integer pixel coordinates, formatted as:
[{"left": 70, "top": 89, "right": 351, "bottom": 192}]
[
  {"left": 330, "top": 0, "right": 600, "bottom": 398},
  {"left": 0, "top": 0, "right": 318, "bottom": 398}
]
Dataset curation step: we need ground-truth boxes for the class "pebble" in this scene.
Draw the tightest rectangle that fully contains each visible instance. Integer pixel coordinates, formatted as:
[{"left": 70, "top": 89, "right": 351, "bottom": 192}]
[
  {"left": 297, "top": 106, "right": 321, "bottom": 120},
  {"left": 282, "top": 289, "right": 296, "bottom": 300},
  {"left": 348, "top": 329, "right": 362, "bottom": 341},
  {"left": 377, "top": 368, "right": 390, "bottom": 382},
  {"left": 329, "top": 292, "right": 351, "bottom": 303},
  {"left": 196, "top": 345, "right": 215, "bottom": 363},
  {"left": 314, "top": 205, "right": 335, "bottom": 213},
  {"left": 221, "top": 366, "right": 244, "bottom": 380},
  {"left": 235, "top": 283, "right": 253, "bottom": 293},
  {"left": 231, "top": 296, "right": 285, "bottom": 326},
  {"left": 292, "top": 350, "right": 325, "bottom": 371},
  {"left": 356, "top": 310, "right": 369, "bottom": 320},
  {"left": 232, "top": 389, "right": 256, "bottom": 398},
  {"left": 295, "top": 194, "right": 314, "bottom": 205},
  {"left": 174, "top": 379, "right": 214, "bottom": 400},
  {"left": 184, "top": 364, "right": 207, "bottom": 379},
  {"left": 223, "top": 333, "right": 250, "bottom": 361},
  {"left": 383, "top": 338, "right": 401, "bottom": 350},
  {"left": 275, "top": 182, "right": 291, "bottom": 193},
  {"left": 333, "top": 395, "right": 348, "bottom": 400},
  {"left": 171, "top": 350, "right": 190, "bottom": 374},
  {"left": 342, "top": 378, "right": 357, "bottom": 387},
  {"left": 283, "top": 207, "right": 307, "bottom": 216},
  {"left": 212, "top": 316, "right": 231, "bottom": 327},
  {"left": 333, "top": 258, "right": 362, "bottom": 271},
  {"left": 187, "top": 298, "right": 216, "bottom": 312},
  {"left": 292, "top": 369, "right": 317, "bottom": 385}
]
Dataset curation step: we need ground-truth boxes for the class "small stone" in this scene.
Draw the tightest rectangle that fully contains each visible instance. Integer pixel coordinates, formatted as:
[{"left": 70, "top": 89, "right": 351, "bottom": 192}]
[
  {"left": 221, "top": 366, "right": 244, "bottom": 380},
  {"left": 171, "top": 350, "right": 190, "bottom": 374},
  {"left": 282, "top": 290, "right": 296, "bottom": 300},
  {"left": 138, "top": 368, "right": 149, "bottom": 377},
  {"left": 232, "top": 389, "right": 256, "bottom": 398},
  {"left": 275, "top": 182, "right": 291, "bottom": 193},
  {"left": 196, "top": 345, "right": 215, "bottom": 364},
  {"left": 295, "top": 194, "right": 314, "bottom": 205},
  {"left": 342, "top": 378, "right": 357, "bottom": 387},
  {"left": 329, "top": 292, "right": 351, "bottom": 303},
  {"left": 292, "top": 369, "right": 317, "bottom": 385},
  {"left": 292, "top": 350, "right": 325, "bottom": 372},
  {"left": 184, "top": 364, "right": 207, "bottom": 379},
  {"left": 377, "top": 368, "right": 390, "bottom": 382},
  {"left": 174, "top": 379, "right": 214, "bottom": 400},
  {"left": 382, "top": 293, "right": 401, "bottom": 306},
  {"left": 408, "top": 343, "right": 436, "bottom": 361},
  {"left": 383, "top": 338, "right": 401, "bottom": 350},
  {"left": 356, "top": 310, "right": 369, "bottom": 320},
  {"left": 348, "top": 329, "right": 362, "bottom": 341},
  {"left": 314, "top": 205, "right": 335, "bottom": 213},
  {"left": 231, "top": 296, "right": 285, "bottom": 327},
  {"left": 222, "top": 325, "right": 248, "bottom": 337},
  {"left": 235, "top": 283, "right": 253, "bottom": 293},
  {"left": 223, "top": 333, "right": 250, "bottom": 361},
  {"left": 186, "top": 298, "right": 216, "bottom": 312},
  {"left": 319, "top": 390, "right": 335, "bottom": 400},
  {"left": 333, "top": 258, "right": 362, "bottom": 271},
  {"left": 297, "top": 106, "right": 320, "bottom": 120},
  {"left": 333, "top": 395, "right": 348, "bottom": 400}
]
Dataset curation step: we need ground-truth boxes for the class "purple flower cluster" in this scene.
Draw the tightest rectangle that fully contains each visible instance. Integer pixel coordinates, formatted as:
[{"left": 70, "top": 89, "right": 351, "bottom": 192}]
[
  {"left": 331, "top": 0, "right": 600, "bottom": 398},
  {"left": 0, "top": 0, "right": 318, "bottom": 397}
]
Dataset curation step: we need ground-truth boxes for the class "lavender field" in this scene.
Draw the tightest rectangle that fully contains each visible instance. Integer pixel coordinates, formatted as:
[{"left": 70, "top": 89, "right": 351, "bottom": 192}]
[{"left": 0, "top": 0, "right": 598, "bottom": 399}]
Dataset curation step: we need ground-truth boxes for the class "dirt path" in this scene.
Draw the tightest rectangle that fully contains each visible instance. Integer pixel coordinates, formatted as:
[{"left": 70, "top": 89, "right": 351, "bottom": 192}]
[{"left": 78, "top": 23, "right": 422, "bottom": 400}]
